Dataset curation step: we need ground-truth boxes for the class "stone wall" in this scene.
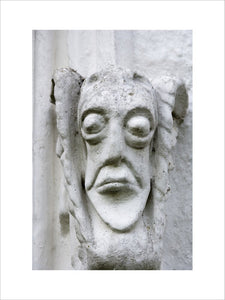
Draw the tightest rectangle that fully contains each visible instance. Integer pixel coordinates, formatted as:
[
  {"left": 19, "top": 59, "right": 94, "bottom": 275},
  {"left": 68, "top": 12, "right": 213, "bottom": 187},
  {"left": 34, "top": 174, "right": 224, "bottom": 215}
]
[{"left": 33, "top": 30, "right": 192, "bottom": 270}]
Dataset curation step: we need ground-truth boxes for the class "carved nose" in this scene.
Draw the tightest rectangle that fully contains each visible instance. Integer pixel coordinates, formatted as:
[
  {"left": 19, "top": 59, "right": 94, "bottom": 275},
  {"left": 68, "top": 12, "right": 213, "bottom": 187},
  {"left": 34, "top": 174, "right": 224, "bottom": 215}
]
[{"left": 103, "top": 122, "right": 125, "bottom": 165}]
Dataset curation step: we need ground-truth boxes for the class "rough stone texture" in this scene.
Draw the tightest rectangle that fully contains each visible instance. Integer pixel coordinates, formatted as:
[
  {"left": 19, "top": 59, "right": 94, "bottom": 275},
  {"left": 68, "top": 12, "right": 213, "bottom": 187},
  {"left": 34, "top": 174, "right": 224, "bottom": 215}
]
[
  {"left": 33, "top": 30, "right": 192, "bottom": 270},
  {"left": 161, "top": 108, "right": 192, "bottom": 270},
  {"left": 52, "top": 66, "right": 188, "bottom": 269}
]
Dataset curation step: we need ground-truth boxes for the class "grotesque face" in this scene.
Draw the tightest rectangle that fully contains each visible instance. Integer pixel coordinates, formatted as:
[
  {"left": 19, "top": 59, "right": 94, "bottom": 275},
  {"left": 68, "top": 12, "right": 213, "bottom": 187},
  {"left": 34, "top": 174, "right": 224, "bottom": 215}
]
[{"left": 78, "top": 69, "right": 157, "bottom": 231}]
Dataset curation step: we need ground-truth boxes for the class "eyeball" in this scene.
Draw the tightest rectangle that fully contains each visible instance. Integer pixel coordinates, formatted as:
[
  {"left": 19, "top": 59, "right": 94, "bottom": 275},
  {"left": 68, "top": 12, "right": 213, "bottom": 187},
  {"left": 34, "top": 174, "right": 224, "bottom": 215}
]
[
  {"left": 82, "top": 113, "right": 105, "bottom": 134},
  {"left": 126, "top": 116, "right": 150, "bottom": 137}
]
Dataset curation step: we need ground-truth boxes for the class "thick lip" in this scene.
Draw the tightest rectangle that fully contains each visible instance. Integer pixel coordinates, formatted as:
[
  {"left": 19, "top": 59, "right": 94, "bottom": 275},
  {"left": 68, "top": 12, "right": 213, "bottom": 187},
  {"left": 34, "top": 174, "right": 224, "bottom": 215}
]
[
  {"left": 96, "top": 177, "right": 129, "bottom": 187},
  {"left": 95, "top": 178, "right": 133, "bottom": 194}
]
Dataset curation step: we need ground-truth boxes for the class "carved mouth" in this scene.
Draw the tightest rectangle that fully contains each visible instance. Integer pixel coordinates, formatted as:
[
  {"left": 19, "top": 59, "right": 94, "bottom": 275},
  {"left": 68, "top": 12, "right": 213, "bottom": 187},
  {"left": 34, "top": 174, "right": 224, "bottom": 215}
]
[{"left": 96, "top": 178, "right": 133, "bottom": 194}]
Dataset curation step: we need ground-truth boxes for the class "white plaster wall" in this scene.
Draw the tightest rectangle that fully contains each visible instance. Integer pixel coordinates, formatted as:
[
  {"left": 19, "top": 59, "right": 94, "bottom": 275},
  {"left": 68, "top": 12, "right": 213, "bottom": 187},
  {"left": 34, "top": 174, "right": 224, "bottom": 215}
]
[{"left": 33, "top": 30, "right": 192, "bottom": 270}]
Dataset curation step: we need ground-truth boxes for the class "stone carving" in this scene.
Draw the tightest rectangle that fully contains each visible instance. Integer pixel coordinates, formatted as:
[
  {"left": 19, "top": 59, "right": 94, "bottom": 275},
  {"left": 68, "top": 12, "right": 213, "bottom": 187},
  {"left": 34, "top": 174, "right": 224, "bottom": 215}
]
[{"left": 51, "top": 66, "right": 188, "bottom": 270}]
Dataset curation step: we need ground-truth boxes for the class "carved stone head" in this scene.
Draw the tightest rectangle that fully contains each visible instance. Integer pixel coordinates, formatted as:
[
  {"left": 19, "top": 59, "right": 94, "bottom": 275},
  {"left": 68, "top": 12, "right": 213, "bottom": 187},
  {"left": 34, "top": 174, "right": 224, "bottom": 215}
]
[
  {"left": 78, "top": 68, "right": 158, "bottom": 231},
  {"left": 52, "top": 66, "right": 188, "bottom": 269}
]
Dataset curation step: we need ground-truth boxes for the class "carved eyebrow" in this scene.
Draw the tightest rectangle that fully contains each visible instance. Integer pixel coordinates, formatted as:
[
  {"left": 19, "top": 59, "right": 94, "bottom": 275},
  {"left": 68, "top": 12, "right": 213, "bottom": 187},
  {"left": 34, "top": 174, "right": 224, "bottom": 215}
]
[
  {"left": 124, "top": 107, "right": 155, "bottom": 128},
  {"left": 81, "top": 107, "right": 107, "bottom": 122}
]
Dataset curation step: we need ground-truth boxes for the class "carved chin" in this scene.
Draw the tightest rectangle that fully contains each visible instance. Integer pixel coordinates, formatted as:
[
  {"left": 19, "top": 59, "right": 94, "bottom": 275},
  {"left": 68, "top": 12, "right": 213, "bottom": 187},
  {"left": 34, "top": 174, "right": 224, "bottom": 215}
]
[{"left": 86, "top": 187, "right": 150, "bottom": 232}]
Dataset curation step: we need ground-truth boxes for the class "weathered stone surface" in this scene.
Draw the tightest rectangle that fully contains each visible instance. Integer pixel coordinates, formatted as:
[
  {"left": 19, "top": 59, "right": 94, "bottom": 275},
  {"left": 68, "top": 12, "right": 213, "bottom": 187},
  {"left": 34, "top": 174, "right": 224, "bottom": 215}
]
[
  {"left": 33, "top": 30, "right": 192, "bottom": 270},
  {"left": 52, "top": 66, "right": 188, "bottom": 269}
]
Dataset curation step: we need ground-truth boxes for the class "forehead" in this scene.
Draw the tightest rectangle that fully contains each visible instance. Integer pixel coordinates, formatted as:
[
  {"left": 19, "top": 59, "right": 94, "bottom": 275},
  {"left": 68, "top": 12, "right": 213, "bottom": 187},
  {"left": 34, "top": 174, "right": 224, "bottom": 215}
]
[{"left": 79, "top": 80, "right": 156, "bottom": 119}]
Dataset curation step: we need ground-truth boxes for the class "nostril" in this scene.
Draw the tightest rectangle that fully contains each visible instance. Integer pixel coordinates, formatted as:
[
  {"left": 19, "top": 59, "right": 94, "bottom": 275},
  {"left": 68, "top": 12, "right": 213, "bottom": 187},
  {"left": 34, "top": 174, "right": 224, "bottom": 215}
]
[{"left": 105, "top": 153, "right": 123, "bottom": 167}]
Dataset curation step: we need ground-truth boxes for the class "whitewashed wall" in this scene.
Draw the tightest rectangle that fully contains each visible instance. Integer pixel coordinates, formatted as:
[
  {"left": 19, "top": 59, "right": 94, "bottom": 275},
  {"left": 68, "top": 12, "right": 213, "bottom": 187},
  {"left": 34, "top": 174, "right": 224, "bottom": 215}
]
[{"left": 33, "top": 30, "right": 192, "bottom": 270}]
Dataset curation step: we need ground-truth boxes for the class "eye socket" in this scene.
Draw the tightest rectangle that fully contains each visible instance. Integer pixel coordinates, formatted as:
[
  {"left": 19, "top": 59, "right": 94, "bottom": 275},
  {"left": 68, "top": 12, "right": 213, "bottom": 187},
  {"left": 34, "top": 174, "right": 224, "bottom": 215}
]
[
  {"left": 82, "top": 113, "right": 105, "bottom": 134},
  {"left": 126, "top": 116, "right": 150, "bottom": 137}
]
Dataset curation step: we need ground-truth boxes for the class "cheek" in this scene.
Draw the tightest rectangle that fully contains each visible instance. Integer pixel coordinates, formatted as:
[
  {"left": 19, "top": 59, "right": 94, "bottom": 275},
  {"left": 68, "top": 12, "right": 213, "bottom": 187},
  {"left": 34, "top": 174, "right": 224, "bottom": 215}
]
[
  {"left": 130, "top": 148, "right": 151, "bottom": 177},
  {"left": 85, "top": 142, "right": 103, "bottom": 161}
]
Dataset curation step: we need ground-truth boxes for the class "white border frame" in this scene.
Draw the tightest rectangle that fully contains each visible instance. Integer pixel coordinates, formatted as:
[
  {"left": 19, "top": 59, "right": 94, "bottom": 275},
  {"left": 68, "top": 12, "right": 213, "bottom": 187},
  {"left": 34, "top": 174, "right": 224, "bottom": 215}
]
[{"left": 1, "top": 1, "right": 224, "bottom": 299}]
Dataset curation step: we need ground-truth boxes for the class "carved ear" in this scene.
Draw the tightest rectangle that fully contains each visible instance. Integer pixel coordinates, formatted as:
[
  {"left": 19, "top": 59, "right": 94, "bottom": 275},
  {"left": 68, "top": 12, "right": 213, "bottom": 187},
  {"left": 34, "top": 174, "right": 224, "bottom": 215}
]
[
  {"left": 154, "top": 76, "right": 188, "bottom": 123},
  {"left": 51, "top": 68, "right": 92, "bottom": 244},
  {"left": 150, "top": 76, "right": 188, "bottom": 253},
  {"left": 152, "top": 76, "right": 188, "bottom": 184}
]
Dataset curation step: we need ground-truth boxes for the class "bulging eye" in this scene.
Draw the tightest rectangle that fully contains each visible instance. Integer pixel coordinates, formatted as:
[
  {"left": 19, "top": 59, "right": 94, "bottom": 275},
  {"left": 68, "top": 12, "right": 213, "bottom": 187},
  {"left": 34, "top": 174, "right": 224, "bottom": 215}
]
[
  {"left": 126, "top": 116, "right": 150, "bottom": 137},
  {"left": 82, "top": 113, "right": 105, "bottom": 134}
]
